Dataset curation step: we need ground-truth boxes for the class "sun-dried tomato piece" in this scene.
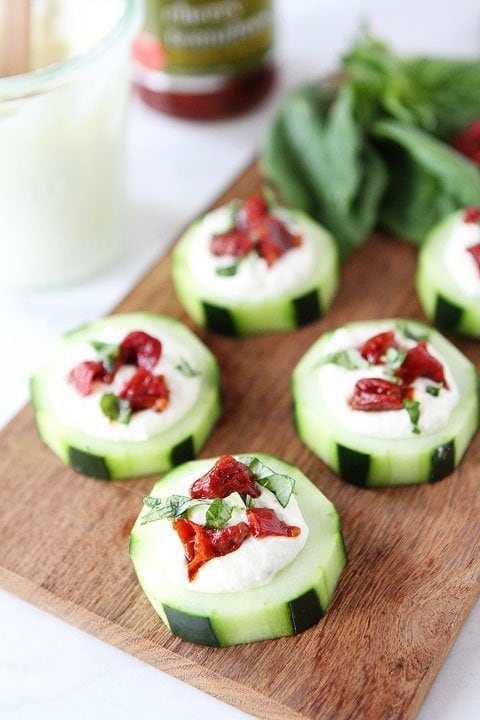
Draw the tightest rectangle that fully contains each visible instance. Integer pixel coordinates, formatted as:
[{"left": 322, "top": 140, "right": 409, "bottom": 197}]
[
  {"left": 450, "top": 120, "right": 480, "bottom": 165},
  {"left": 463, "top": 207, "right": 480, "bottom": 224},
  {"left": 172, "top": 518, "right": 209, "bottom": 580},
  {"left": 236, "top": 194, "right": 268, "bottom": 230},
  {"left": 173, "top": 518, "right": 250, "bottom": 580},
  {"left": 247, "top": 507, "right": 301, "bottom": 538},
  {"left": 119, "top": 331, "right": 161, "bottom": 371},
  {"left": 209, "top": 194, "right": 302, "bottom": 266},
  {"left": 395, "top": 341, "right": 448, "bottom": 388},
  {"left": 190, "top": 454, "right": 260, "bottom": 499},
  {"left": 119, "top": 367, "right": 169, "bottom": 412},
  {"left": 360, "top": 331, "right": 397, "bottom": 365},
  {"left": 467, "top": 243, "right": 480, "bottom": 273},
  {"left": 351, "top": 377, "right": 404, "bottom": 411},
  {"left": 209, "top": 522, "right": 251, "bottom": 555},
  {"left": 172, "top": 517, "right": 204, "bottom": 563},
  {"left": 255, "top": 216, "right": 302, "bottom": 267},
  {"left": 68, "top": 360, "right": 110, "bottom": 396},
  {"left": 210, "top": 228, "right": 253, "bottom": 257}
]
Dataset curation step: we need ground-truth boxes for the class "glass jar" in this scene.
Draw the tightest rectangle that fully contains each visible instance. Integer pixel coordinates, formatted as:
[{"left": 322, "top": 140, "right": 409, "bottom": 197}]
[
  {"left": 0, "top": 0, "right": 141, "bottom": 289},
  {"left": 133, "top": 0, "right": 275, "bottom": 120}
]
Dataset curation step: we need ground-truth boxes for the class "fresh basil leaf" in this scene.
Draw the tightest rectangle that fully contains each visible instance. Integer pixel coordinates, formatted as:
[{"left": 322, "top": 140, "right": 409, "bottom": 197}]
[
  {"left": 216, "top": 263, "right": 239, "bottom": 277},
  {"left": 224, "top": 492, "right": 246, "bottom": 510},
  {"left": 403, "top": 398, "right": 421, "bottom": 434},
  {"left": 374, "top": 119, "right": 480, "bottom": 244},
  {"left": 342, "top": 33, "right": 436, "bottom": 131},
  {"left": 91, "top": 340, "right": 119, "bottom": 373},
  {"left": 205, "top": 498, "right": 233, "bottom": 529},
  {"left": 175, "top": 357, "right": 200, "bottom": 377},
  {"left": 383, "top": 347, "right": 407, "bottom": 372},
  {"left": 100, "top": 393, "right": 132, "bottom": 424},
  {"left": 395, "top": 321, "right": 429, "bottom": 342},
  {"left": 426, "top": 384, "right": 441, "bottom": 397},
  {"left": 143, "top": 496, "right": 162, "bottom": 508},
  {"left": 279, "top": 84, "right": 387, "bottom": 258},
  {"left": 140, "top": 494, "right": 198, "bottom": 524},
  {"left": 243, "top": 456, "right": 295, "bottom": 508},
  {"left": 262, "top": 95, "right": 319, "bottom": 216},
  {"left": 242, "top": 493, "right": 256, "bottom": 508},
  {"left": 342, "top": 33, "right": 480, "bottom": 139},
  {"left": 404, "top": 56, "right": 480, "bottom": 139},
  {"left": 319, "top": 348, "right": 370, "bottom": 371}
]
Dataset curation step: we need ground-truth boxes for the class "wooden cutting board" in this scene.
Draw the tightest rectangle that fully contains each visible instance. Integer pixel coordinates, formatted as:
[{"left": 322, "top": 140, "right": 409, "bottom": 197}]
[{"left": 0, "top": 161, "right": 479, "bottom": 720}]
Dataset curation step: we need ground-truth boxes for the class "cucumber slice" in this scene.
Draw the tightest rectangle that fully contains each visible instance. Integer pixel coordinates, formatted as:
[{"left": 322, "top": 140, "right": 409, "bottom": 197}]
[
  {"left": 129, "top": 454, "right": 347, "bottom": 646},
  {"left": 416, "top": 209, "right": 480, "bottom": 337},
  {"left": 292, "top": 319, "right": 479, "bottom": 487},
  {"left": 30, "top": 312, "right": 221, "bottom": 479},
  {"left": 171, "top": 202, "right": 339, "bottom": 336}
]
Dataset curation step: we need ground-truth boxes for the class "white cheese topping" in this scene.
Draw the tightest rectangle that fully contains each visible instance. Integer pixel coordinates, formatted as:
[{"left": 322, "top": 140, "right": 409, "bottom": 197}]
[
  {"left": 145, "top": 472, "right": 308, "bottom": 594},
  {"left": 187, "top": 205, "right": 316, "bottom": 302},
  {"left": 316, "top": 323, "right": 459, "bottom": 439},
  {"left": 444, "top": 217, "right": 480, "bottom": 298},
  {"left": 49, "top": 325, "right": 201, "bottom": 442}
]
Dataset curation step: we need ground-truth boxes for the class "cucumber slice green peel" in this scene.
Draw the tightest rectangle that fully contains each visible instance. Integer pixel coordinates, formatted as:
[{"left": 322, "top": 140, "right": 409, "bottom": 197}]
[
  {"left": 416, "top": 209, "right": 480, "bottom": 338},
  {"left": 171, "top": 201, "right": 339, "bottom": 336},
  {"left": 292, "top": 319, "right": 479, "bottom": 488},
  {"left": 129, "top": 453, "right": 347, "bottom": 647},
  {"left": 30, "top": 312, "right": 222, "bottom": 480}
]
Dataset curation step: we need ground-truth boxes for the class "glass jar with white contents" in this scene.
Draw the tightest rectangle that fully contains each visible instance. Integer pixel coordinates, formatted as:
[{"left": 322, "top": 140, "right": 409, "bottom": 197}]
[{"left": 0, "top": 0, "right": 141, "bottom": 289}]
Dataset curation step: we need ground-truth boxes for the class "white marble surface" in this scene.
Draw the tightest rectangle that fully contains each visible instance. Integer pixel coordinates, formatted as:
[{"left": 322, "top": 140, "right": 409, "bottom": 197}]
[{"left": 1, "top": 1, "right": 479, "bottom": 718}]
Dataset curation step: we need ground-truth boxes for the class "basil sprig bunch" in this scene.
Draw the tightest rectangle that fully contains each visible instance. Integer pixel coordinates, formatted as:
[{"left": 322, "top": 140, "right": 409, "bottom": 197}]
[{"left": 261, "top": 32, "right": 480, "bottom": 257}]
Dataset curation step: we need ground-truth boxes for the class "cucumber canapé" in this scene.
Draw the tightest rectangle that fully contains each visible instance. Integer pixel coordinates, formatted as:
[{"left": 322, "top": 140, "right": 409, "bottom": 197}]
[
  {"left": 292, "top": 319, "right": 478, "bottom": 487},
  {"left": 129, "top": 453, "right": 347, "bottom": 646},
  {"left": 30, "top": 312, "right": 221, "bottom": 479},
  {"left": 171, "top": 195, "right": 339, "bottom": 336},
  {"left": 416, "top": 207, "right": 480, "bottom": 338}
]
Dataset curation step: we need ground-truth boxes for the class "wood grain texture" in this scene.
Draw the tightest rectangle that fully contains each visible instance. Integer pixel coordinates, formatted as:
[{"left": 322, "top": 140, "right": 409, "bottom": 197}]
[{"left": 1, "top": 161, "right": 479, "bottom": 720}]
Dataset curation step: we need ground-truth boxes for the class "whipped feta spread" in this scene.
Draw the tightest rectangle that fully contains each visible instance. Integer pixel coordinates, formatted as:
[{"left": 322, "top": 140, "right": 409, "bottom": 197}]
[
  {"left": 147, "top": 472, "right": 308, "bottom": 594},
  {"left": 187, "top": 205, "right": 316, "bottom": 302},
  {"left": 317, "top": 323, "right": 459, "bottom": 438},
  {"left": 444, "top": 215, "right": 480, "bottom": 298},
  {"left": 49, "top": 325, "right": 201, "bottom": 442}
]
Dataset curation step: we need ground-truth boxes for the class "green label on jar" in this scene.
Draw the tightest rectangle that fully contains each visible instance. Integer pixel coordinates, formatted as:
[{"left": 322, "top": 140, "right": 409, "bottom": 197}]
[{"left": 144, "top": 0, "right": 273, "bottom": 75}]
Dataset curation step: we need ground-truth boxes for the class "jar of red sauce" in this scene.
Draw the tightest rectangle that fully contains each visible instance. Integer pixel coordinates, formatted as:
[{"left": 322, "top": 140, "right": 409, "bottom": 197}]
[{"left": 132, "top": 0, "right": 275, "bottom": 120}]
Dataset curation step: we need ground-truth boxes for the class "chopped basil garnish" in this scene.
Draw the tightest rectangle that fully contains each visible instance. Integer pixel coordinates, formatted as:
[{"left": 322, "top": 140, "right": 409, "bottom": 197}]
[
  {"left": 140, "top": 494, "right": 199, "bottom": 524},
  {"left": 141, "top": 489, "right": 247, "bottom": 528},
  {"left": 318, "top": 349, "right": 370, "bottom": 371},
  {"left": 225, "top": 491, "right": 246, "bottom": 509},
  {"left": 175, "top": 357, "right": 200, "bottom": 377},
  {"left": 205, "top": 498, "right": 234, "bottom": 529},
  {"left": 383, "top": 346, "right": 407, "bottom": 371},
  {"left": 243, "top": 456, "right": 295, "bottom": 508},
  {"left": 395, "top": 321, "right": 428, "bottom": 343},
  {"left": 216, "top": 263, "right": 239, "bottom": 277},
  {"left": 243, "top": 494, "right": 256, "bottom": 508},
  {"left": 91, "top": 340, "right": 119, "bottom": 373},
  {"left": 403, "top": 398, "right": 421, "bottom": 434},
  {"left": 426, "top": 384, "right": 441, "bottom": 397},
  {"left": 100, "top": 393, "right": 132, "bottom": 424}
]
